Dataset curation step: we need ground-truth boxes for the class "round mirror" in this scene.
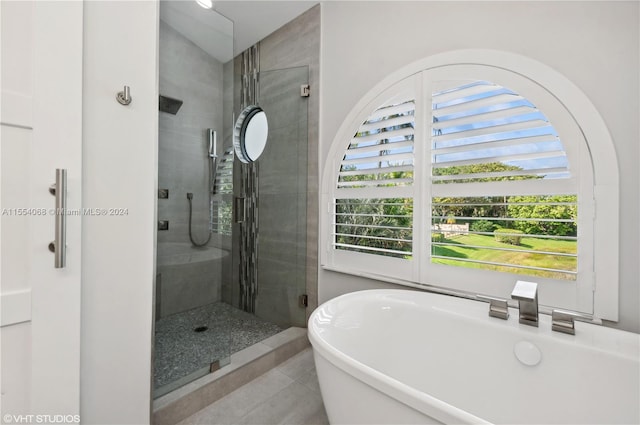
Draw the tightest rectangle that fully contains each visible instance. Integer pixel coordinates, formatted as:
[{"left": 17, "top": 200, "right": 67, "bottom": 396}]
[{"left": 233, "top": 105, "right": 268, "bottom": 163}]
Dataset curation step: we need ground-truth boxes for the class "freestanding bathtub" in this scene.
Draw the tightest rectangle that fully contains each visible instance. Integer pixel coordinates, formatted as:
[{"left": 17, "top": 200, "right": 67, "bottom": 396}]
[{"left": 308, "top": 289, "right": 639, "bottom": 424}]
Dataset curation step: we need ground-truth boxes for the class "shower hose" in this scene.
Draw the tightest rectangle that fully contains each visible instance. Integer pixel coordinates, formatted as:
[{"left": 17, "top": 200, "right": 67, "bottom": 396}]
[{"left": 187, "top": 156, "right": 216, "bottom": 247}]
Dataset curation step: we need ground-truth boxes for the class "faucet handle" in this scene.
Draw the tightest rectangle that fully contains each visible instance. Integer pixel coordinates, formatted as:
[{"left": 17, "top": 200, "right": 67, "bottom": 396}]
[
  {"left": 477, "top": 295, "right": 509, "bottom": 320},
  {"left": 511, "top": 280, "right": 538, "bottom": 301},
  {"left": 552, "top": 309, "right": 580, "bottom": 335}
]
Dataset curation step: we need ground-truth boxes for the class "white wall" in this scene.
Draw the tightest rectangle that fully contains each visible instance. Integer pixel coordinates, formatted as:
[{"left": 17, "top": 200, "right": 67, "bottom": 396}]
[
  {"left": 81, "top": 2, "right": 158, "bottom": 423},
  {"left": 319, "top": 1, "right": 640, "bottom": 333}
]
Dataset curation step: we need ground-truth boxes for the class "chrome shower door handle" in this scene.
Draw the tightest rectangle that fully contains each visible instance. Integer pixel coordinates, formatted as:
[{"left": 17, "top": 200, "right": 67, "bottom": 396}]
[{"left": 49, "top": 168, "right": 67, "bottom": 268}]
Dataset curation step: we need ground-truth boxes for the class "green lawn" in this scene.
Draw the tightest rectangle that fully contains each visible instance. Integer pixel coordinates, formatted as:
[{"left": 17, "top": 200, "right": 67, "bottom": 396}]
[{"left": 432, "top": 234, "right": 577, "bottom": 280}]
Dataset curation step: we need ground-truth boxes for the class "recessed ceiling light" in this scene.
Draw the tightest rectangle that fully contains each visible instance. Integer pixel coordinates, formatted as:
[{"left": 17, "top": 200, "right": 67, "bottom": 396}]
[{"left": 196, "top": 0, "right": 213, "bottom": 9}]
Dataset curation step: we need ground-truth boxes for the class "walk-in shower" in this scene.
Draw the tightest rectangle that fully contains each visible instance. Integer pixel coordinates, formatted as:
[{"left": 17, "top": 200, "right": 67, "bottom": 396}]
[{"left": 154, "top": 1, "right": 309, "bottom": 398}]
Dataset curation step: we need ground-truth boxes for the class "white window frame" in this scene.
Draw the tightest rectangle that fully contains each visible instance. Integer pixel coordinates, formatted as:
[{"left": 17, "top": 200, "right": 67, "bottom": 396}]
[{"left": 321, "top": 50, "right": 619, "bottom": 321}]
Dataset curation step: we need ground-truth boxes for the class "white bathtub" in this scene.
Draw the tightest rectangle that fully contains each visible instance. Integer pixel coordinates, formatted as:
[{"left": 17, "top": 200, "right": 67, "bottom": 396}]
[{"left": 308, "top": 289, "right": 639, "bottom": 424}]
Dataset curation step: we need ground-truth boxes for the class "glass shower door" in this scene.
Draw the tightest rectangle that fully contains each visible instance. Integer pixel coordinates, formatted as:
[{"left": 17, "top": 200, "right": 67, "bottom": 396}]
[{"left": 254, "top": 66, "right": 309, "bottom": 328}]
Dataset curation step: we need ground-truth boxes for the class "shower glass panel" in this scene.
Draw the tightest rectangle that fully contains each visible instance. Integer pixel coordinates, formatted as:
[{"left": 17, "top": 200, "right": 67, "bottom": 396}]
[
  {"left": 154, "top": 1, "right": 233, "bottom": 398},
  {"left": 255, "top": 66, "right": 309, "bottom": 328},
  {"left": 225, "top": 66, "right": 309, "bottom": 330}
]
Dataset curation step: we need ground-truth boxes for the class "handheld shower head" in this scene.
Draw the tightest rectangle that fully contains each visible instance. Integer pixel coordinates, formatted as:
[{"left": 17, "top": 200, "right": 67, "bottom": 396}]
[{"left": 208, "top": 129, "right": 217, "bottom": 158}]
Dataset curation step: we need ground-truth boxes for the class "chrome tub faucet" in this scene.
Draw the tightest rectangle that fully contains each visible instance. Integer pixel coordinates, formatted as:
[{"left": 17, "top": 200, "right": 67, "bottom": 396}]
[{"left": 511, "top": 280, "right": 539, "bottom": 327}]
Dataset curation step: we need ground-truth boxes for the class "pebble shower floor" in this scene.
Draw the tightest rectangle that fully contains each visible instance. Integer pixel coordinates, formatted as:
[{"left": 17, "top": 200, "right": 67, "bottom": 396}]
[{"left": 154, "top": 302, "right": 283, "bottom": 391}]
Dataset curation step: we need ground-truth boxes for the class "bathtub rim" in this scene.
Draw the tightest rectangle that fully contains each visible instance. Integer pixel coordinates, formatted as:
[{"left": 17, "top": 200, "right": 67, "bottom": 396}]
[{"left": 308, "top": 289, "right": 490, "bottom": 425}]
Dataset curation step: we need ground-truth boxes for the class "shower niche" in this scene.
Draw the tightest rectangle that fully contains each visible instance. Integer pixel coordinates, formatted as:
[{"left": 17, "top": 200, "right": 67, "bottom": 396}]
[{"left": 154, "top": 1, "right": 308, "bottom": 399}]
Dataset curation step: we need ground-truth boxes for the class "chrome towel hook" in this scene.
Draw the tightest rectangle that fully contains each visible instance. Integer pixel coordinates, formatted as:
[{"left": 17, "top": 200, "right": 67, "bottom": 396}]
[{"left": 116, "top": 85, "right": 132, "bottom": 105}]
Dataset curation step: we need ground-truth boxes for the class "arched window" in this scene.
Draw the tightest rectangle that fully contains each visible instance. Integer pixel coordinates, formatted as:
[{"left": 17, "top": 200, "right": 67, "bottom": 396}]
[{"left": 322, "top": 52, "right": 618, "bottom": 320}]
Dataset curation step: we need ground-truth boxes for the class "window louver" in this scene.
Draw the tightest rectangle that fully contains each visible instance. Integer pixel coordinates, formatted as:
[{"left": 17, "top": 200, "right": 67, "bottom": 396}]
[
  {"left": 430, "top": 81, "right": 577, "bottom": 281},
  {"left": 431, "top": 81, "right": 571, "bottom": 183},
  {"left": 333, "top": 198, "right": 413, "bottom": 258},
  {"left": 338, "top": 100, "right": 415, "bottom": 188}
]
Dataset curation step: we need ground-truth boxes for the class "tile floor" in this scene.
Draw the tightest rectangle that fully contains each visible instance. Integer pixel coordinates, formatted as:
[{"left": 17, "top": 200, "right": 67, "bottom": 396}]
[{"left": 176, "top": 348, "right": 329, "bottom": 425}]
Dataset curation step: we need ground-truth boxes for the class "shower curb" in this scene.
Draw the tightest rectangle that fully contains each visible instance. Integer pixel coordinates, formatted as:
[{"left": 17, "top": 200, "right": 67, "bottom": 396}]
[{"left": 152, "top": 327, "right": 309, "bottom": 425}]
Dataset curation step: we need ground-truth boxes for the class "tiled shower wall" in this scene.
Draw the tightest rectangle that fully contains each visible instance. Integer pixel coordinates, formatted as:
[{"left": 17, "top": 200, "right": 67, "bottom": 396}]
[
  {"left": 157, "top": 20, "right": 228, "bottom": 318},
  {"left": 224, "top": 6, "right": 320, "bottom": 327}
]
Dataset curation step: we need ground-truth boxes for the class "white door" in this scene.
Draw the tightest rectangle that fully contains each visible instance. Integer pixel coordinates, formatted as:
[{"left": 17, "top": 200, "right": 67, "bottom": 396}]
[{"left": 1, "top": 1, "right": 82, "bottom": 418}]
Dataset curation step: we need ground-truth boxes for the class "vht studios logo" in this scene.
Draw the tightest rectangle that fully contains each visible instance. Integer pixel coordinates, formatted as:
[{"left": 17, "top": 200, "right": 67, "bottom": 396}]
[{"left": 3, "top": 414, "right": 80, "bottom": 424}]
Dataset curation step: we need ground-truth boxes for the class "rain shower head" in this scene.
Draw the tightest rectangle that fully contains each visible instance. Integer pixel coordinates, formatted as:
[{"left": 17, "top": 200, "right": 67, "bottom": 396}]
[{"left": 159, "top": 95, "right": 183, "bottom": 115}]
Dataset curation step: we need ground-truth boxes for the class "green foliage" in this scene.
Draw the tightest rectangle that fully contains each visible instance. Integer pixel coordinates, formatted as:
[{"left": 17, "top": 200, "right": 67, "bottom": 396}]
[
  {"left": 432, "top": 162, "right": 541, "bottom": 184},
  {"left": 335, "top": 198, "right": 412, "bottom": 257},
  {"left": 432, "top": 195, "right": 507, "bottom": 228},
  {"left": 432, "top": 162, "right": 540, "bottom": 223},
  {"left": 336, "top": 160, "right": 576, "bottom": 265},
  {"left": 339, "top": 167, "right": 414, "bottom": 188},
  {"left": 494, "top": 228, "right": 524, "bottom": 245},
  {"left": 470, "top": 220, "right": 496, "bottom": 233},
  {"left": 507, "top": 195, "right": 577, "bottom": 236}
]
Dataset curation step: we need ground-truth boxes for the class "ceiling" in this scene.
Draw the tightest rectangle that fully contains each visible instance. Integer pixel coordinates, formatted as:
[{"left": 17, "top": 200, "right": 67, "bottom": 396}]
[{"left": 160, "top": 1, "right": 319, "bottom": 63}]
